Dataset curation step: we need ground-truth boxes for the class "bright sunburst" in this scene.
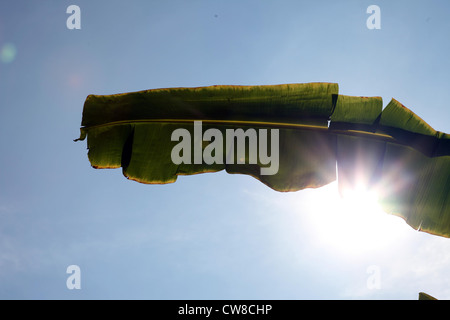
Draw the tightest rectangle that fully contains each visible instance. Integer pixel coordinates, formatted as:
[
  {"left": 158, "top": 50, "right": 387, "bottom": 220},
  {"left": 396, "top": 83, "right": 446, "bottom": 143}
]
[{"left": 303, "top": 182, "right": 410, "bottom": 255}]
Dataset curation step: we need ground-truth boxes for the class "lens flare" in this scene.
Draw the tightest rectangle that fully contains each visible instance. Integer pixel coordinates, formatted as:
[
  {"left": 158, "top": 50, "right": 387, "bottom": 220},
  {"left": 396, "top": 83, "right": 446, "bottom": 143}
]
[
  {"left": 302, "top": 182, "right": 409, "bottom": 256},
  {"left": 1, "top": 43, "right": 17, "bottom": 63}
]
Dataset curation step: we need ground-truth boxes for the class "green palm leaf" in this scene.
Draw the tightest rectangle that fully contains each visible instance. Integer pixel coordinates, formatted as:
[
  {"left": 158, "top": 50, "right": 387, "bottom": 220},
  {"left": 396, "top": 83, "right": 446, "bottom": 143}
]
[
  {"left": 76, "top": 83, "right": 450, "bottom": 238},
  {"left": 418, "top": 292, "right": 437, "bottom": 300}
]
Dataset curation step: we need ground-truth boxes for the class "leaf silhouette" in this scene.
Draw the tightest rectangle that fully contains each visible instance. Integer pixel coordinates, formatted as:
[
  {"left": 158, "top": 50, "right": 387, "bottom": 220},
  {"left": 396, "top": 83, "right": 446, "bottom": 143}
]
[{"left": 76, "top": 83, "right": 450, "bottom": 238}]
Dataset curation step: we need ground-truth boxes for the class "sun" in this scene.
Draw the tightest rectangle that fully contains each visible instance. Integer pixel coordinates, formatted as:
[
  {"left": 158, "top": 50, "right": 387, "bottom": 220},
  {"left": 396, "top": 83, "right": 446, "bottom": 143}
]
[{"left": 303, "top": 182, "right": 409, "bottom": 255}]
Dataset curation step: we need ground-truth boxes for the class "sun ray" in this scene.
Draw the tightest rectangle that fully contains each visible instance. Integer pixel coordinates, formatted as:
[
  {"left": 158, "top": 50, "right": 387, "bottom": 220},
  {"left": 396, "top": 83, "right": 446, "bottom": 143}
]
[{"left": 303, "top": 181, "right": 410, "bottom": 256}]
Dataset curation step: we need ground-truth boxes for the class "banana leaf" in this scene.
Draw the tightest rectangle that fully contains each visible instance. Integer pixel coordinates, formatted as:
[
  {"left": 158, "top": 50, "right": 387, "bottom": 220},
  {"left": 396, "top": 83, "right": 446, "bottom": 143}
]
[
  {"left": 418, "top": 292, "right": 437, "bottom": 300},
  {"left": 75, "top": 83, "right": 450, "bottom": 238}
]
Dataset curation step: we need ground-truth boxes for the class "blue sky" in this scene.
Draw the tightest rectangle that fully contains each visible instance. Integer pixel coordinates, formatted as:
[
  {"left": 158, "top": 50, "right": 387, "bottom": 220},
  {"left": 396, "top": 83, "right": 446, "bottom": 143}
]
[{"left": 0, "top": 0, "right": 449, "bottom": 299}]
